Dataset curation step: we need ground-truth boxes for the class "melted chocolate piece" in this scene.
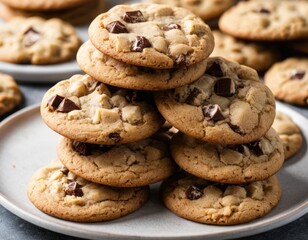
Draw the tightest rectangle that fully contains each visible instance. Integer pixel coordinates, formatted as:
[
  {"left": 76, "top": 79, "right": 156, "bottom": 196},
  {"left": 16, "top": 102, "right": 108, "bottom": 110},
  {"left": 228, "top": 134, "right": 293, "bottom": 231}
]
[
  {"left": 290, "top": 70, "right": 306, "bottom": 80},
  {"left": 47, "top": 95, "right": 64, "bottom": 110},
  {"left": 23, "top": 27, "right": 40, "bottom": 47},
  {"left": 174, "top": 54, "right": 187, "bottom": 68},
  {"left": 214, "top": 78, "right": 236, "bottom": 97},
  {"left": 163, "top": 23, "right": 181, "bottom": 31},
  {"left": 122, "top": 10, "right": 145, "bottom": 23},
  {"left": 185, "top": 185, "right": 203, "bottom": 200},
  {"left": 185, "top": 87, "right": 201, "bottom": 104},
  {"left": 257, "top": 7, "right": 271, "bottom": 14},
  {"left": 247, "top": 141, "right": 263, "bottom": 156},
  {"left": 109, "top": 132, "right": 121, "bottom": 143},
  {"left": 132, "top": 36, "right": 152, "bottom": 52},
  {"left": 59, "top": 166, "right": 69, "bottom": 175},
  {"left": 57, "top": 98, "right": 80, "bottom": 113},
  {"left": 228, "top": 123, "right": 244, "bottom": 135},
  {"left": 202, "top": 104, "right": 225, "bottom": 121},
  {"left": 72, "top": 141, "right": 91, "bottom": 156},
  {"left": 106, "top": 21, "right": 128, "bottom": 34},
  {"left": 206, "top": 61, "right": 224, "bottom": 77},
  {"left": 65, "top": 181, "right": 83, "bottom": 197}
]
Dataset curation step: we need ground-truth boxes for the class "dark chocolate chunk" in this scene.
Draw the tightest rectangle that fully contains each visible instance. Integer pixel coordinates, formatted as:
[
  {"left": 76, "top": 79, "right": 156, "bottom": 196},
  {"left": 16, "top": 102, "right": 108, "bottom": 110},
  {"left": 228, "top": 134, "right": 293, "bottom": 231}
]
[
  {"left": 60, "top": 166, "right": 69, "bottom": 175},
  {"left": 290, "top": 70, "right": 306, "bottom": 80},
  {"left": 202, "top": 104, "right": 225, "bottom": 121},
  {"left": 214, "top": 77, "right": 236, "bottom": 97},
  {"left": 106, "top": 21, "right": 128, "bottom": 34},
  {"left": 122, "top": 10, "right": 145, "bottom": 23},
  {"left": 228, "top": 123, "right": 244, "bottom": 135},
  {"left": 206, "top": 61, "right": 224, "bottom": 77},
  {"left": 109, "top": 132, "right": 121, "bottom": 143},
  {"left": 23, "top": 27, "right": 40, "bottom": 47},
  {"left": 72, "top": 141, "right": 91, "bottom": 156},
  {"left": 185, "top": 87, "right": 201, "bottom": 104},
  {"left": 247, "top": 141, "right": 263, "bottom": 156},
  {"left": 65, "top": 181, "right": 83, "bottom": 197},
  {"left": 230, "top": 144, "right": 245, "bottom": 154},
  {"left": 257, "top": 7, "right": 271, "bottom": 14},
  {"left": 185, "top": 185, "right": 203, "bottom": 200},
  {"left": 132, "top": 36, "right": 152, "bottom": 52},
  {"left": 125, "top": 90, "right": 151, "bottom": 103},
  {"left": 57, "top": 98, "right": 80, "bottom": 113},
  {"left": 47, "top": 94, "right": 64, "bottom": 110},
  {"left": 174, "top": 54, "right": 187, "bottom": 68},
  {"left": 163, "top": 23, "right": 181, "bottom": 31}
]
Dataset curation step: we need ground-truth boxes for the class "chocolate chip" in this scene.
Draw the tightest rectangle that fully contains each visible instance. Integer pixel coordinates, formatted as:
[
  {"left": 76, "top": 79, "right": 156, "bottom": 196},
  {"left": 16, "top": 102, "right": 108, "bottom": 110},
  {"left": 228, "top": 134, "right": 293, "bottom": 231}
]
[
  {"left": 65, "top": 181, "right": 83, "bottom": 197},
  {"left": 185, "top": 185, "right": 203, "bottom": 200},
  {"left": 257, "top": 7, "right": 271, "bottom": 14},
  {"left": 106, "top": 21, "right": 128, "bottom": 34},
  {"left": 60, "top": 166, "right": 69, "bottom": 175},
  {"left": 290, "top": 70, "right": 306, "bottom": 80},
  {"left": 163, "top": 23, "right": 181, "bottom": 31},
  {"left": 174, "top": 54, "right": 187, "bottom": 68},
  {"left": 132, "top": 36, "right": 152, "bottom": 52},
  {"left": 206, "top": 61, "right": 224, "bottom": 77},
  {"left": 47, "top": 94, "right": 64, "bottom": 110},
  {"left": 72, "top": 141, "right": 91, "bottom": 156},
  {"left": 23, "top": 27, "right": 40, "bottom": 47},
  {"left": 202, "top": 104, "right": 225, "bottom": 121},
  {"left": 228, "top": 123, "right": 244, "bottom": 135},
  {"left": 214, "top": 78, "right": 236, "bottom": 97},
  {"left": 57, "top": 98, "right": 80, "bottom": 113},
  {"left": 247, "top": 141, "right": 263, "bottom": 156},
  {"left": 185, "top": 87, "right": 201, "bottom": 104},
  {"left": 122, "top": 10, "right": 145, "bottom": 23},
  {"left": 109, "top": 132, "right": 121, "bottom": 143}
]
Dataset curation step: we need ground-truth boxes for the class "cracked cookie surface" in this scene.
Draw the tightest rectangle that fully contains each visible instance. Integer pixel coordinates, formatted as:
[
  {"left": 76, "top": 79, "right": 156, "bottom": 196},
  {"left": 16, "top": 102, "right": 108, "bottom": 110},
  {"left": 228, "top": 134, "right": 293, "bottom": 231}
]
[
  {"left": 0, "top": 73, "right": 22, "bottom": 116},
  {"left": 0, "top": 17, "right": 81, "bottom": 65},
  {"left": 41, "top": 74, "right": 164, "bottom": 145},
  {"left": 170, "top": 129, "right": 284, "bottom": 184},
  {"left": 161, "top": 173, "right": 281, "bottom": 225},
  {"left": 219, "top": 0, "right": 308, "bottom": 41},
  {"left": 77, "top": 40, "right": 207, "bottom": 90},
  {"left": 57, "top": 136, "right": 176, "bottom": 187},
  {"left": 264, "top": 58, "right": 308, "bottom": 106},
  {"left": 88, "top": 3, "right": 214, "bottom": 69},
  {"left": 154, "top": 57, "right": 276, "bottom": 145},
  {"left": 272, "top": 112, "right": 303, "bottom": 160},
  {"left": 28, "top": 160, "right": 149, "bottom": 222}
]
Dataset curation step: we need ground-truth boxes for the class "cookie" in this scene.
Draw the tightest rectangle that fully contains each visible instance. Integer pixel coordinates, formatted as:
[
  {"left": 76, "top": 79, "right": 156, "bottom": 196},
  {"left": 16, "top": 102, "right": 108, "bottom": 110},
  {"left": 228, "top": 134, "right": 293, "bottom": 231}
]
[
  {"left": 161, "top": 173, "right": 281, "bottom": 225},
  {"left": 154, "top": 57, "right": 276, "bottom": 145},
  {"left": 211, "top": 30, "right": 280, "bottom": 72},
  {"left": 142, "top": 0, "right": 235, "bottom": 22},
  {"left": 77, "top": 40, "right": 207, "bottom": 91},
  {"left": 41, "top": 74, "right": 164, "bottom": 145},
  {"left": 0, "top": 0, "right": 89, "bottom": 11},
  {"left": 272, "top": 112, "right": 303, "bottom": 160},
  {"left": 0, "top": 0, "right": 106, "bottom": 26},
  {"left": 219, "top": 0, "right": 308, "bottom": 41},
  {"left": 57, "top": 136, "right": 176, "bottom": 187},
  {"left": 28, "top": 160, "right": 149, "bottom": 222},
  {"left": 0, "top": 73, "right": 22, "bottom": 116},
  {"left": 264, "top": 58, "right": 308, "bottom": 106},
  {"left": 0, "top": 17, "right": 82, "bottom": 65},
  {"left": 88, "top": 3, "right": 214, "bottom": 69},
  {"left": 170, "top": 129, "right": 284, "bottom": 184}
]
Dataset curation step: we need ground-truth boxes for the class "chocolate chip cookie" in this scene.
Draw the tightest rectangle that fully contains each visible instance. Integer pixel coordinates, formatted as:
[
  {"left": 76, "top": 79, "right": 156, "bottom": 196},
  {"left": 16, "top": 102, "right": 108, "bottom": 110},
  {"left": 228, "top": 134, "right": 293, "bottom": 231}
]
[
  {"left": 170, "top": 129, "right": 284, "bottom": 184},
  {"left": 77, "top": 40, "right": 207, "bottom": 91},
  {"left": 28, "top": 160, "right": 149, "bottom": 222},
  {"left": 0, "top": 73, "right": 22, "bottom": 116},
  {"left": 0, "top": 17, "right": 82, "bottom": 65},
  {"left": 57, "top": 136, "right": 176, "bottom": 187},
  {"left": 211, "top": 30, "right": 280, "bottom": 72},
  {"left": 264, "top": 58, "right": 308, "bottom": 106},
  {"left": 154, "top": 57, "right": 276, "bottom": 145},
  {"left": 272, "top": 112, "right": 303, "bottom": 160},
  {"left": 88, "top": 3, "right": 214, "bottom": 69},
  {"left": 219, "top": 0, "right": 308, "bottom": 41},
  {"left": 41, "top": 74, "right": 164, "bottom": 145},
  {"left": 161, "top": 172, "right": 281, "bottom": 225}
]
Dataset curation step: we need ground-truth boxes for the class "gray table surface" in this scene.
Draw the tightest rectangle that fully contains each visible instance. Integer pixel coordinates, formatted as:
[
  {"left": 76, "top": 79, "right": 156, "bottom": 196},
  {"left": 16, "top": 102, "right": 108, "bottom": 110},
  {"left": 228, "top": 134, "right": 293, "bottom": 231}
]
[{"left": 0, "top": 82, "right": 307, "bottom": 240}]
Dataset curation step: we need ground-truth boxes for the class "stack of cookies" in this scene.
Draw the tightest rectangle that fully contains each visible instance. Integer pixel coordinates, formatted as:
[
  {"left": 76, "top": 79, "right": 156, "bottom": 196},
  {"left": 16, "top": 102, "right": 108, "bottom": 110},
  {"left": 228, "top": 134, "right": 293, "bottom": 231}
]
[{"left": 0, "top": 0, "right": 106, "bottom": 26}]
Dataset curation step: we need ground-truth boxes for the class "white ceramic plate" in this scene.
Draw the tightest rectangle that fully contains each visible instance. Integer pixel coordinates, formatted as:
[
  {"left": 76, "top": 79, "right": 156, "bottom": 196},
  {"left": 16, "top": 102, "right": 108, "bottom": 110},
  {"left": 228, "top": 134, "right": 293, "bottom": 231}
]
[{"left": 0, "top": 102, "right": 307, "bottom": 240}]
